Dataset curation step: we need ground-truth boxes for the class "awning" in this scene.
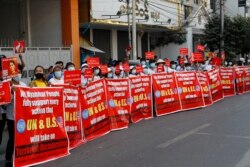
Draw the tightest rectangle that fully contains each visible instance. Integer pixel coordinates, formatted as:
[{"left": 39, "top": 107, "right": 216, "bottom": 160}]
[{"left": 79, "top": 36, "right": 105, "bottom": 53}]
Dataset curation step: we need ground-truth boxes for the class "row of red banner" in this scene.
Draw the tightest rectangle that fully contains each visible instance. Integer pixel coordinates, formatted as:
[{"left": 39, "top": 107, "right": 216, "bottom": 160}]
[{"left": 13, "top": 67, "right": 250, "bottom": 167}]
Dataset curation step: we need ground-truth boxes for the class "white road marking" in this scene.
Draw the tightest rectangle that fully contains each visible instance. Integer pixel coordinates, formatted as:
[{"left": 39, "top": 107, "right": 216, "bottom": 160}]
[
  {"left": 235, "top": 149, "right": 250, "bottom": 167},
  {"left": 157, "top": 123, "right": 211, "bottom": 148}
]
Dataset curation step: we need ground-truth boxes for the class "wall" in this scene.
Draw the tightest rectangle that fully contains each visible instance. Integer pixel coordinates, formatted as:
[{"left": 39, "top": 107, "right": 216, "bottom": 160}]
[
  {"left": 0, "top": 0, "right": 21, "bottom": 46},
  {"left": 29, "top": 0, "right": 62, "bottom": 46}
]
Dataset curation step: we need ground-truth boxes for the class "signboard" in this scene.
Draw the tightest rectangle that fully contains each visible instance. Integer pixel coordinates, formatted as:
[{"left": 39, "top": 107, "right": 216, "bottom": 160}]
[
  {"left": 100, "top": 65, "right": 108, "bottom": 74},
  {"left": 0, "top": 81, "right": 11, "bottom": 105},
  {"left": 152, "top": 73, "right": 182, "bottom": 116},
  {"left": 80, "top": 79, "right": 111, "bottom": 141},
  {"left": 64, "top": 70, "right": 81, "bottom": 85},
  {"left": 197, "top": 72, "right": 213, "bottom": 106},
  {"left": 86, "top": 57, "right": 100, "bottom": 68},
  {"left": 106, "top": 79, "right": 131, "bottom": 130},
  {"left": 207, "top": 69, "right": 224, "bottom": 102},
  {"left": 145, "top": 52, "right": 155, "bottom": 60},
  {"left": 14, "top": 40, "right": 26, "bottom": 54},
  {"left": 1, "top": 57, "right": 18, "bottom": 79},
  {"left": 175, "top": 72, "right": 205, "bottom": 110},
  {"left": 179, "top": 48, "right": 188, "bottom": 55},
  {"left": 196, "top": 45, "right": 205, "bottom": 52},
  {"left": 192, "top": 52, "right": 204, "bottom": 62},
  {"left": 91, "top": 0, "right": 179, "bottom": 28},
  {"left": 84, "top": 68, "right": 93, "bottom": 79},
  {"left": 14, "top": 87, "right": 69, "bottom": 167},
  {"left": 220, "top": 68, "right": 236, "bottom": 97}
]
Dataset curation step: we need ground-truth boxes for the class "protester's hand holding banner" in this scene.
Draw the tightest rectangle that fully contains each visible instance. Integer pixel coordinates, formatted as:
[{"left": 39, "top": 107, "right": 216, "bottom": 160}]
[
  {"left": 175, "top": 72, "right": 205, "bottom": 110},
  {"left": 152, "top": 73, "right": 181, "bottom": 116},
  {"left": 14, "top": 87, "right": 69, "bottom": 167},
  {"left": 220, "top": 67, "right": 236, "bottom": 97},
  {"left": 80, "top": 79, "right": 111, "bottom": 141},
  {"left": 106, "top": 78, "right": 131, "bottom": 130}
]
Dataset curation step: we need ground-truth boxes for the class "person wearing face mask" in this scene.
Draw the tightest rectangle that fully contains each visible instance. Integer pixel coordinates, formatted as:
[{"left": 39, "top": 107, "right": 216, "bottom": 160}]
[
  {"left": 92, "top": 66, "right": 101, "bottom": 81},
  {"left": 5, "top": 64, "right": 26, "bottom": 163},
  {"left": 142, "top": 65, "right": 149, "bottom": 75},
  {"left": 81, "top": 63, "right": 90, "bottom": 86},
  {"left": 129, "top": 66, "right": 137, "bottom": 77},
  {"left": 148, "top": 59, "right": 156, "bottom": 75},
  {"left": 29, "top": 65, "right": 47, "bottom": 87},
  {"left": 48, "top": 65, "right": 64, "bottom": 85},
  {"left": 140, "top": 58, "right": 146, "bottom": 66},
  {"left": 169, "top": 61, "right": 177, "bottom": 72},
  {"left": 65, "top": 62, "right": 75, "bottom": 71},
  {"left": 113, "top": 66, "right": 124, "bottom": 79},
  {"left": 106, "top": 68, "right": 113, "bottom": 79}
]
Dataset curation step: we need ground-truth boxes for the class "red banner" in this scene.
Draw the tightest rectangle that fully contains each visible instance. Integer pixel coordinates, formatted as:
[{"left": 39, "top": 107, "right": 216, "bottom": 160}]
[
  {"left": 141, "top": 76, "right": 153, "bottom": 119},
  {"left": 179, "top": 48, "right": 188, "bottom": 55},
  {"left": 152, "top": 73, "right": 181, "bottom": 116},
  {"left": 193, "top": 52, "right": 204, "bottom": 62},
  {"left": 207, "top": 69, "right": 224, "bottom": 102},
  {"left": 14, "top": 87, "right": 69, "bottom": 167},
  {"left": 145, "top": 51, "right": 155, "bottom": 60},
  {"left": 220, "top": 68, "right": 236, "bottom": 97},
  {"left": 130, "top": 76, "right": 153, "bottom": 123},
  {"left": 106, "top": 79, "right": 131, "bottom": 130},
  {"left": 100, "top": 65, "right": 108, "bottom": 74},
  {"left": 84, "top": 68, "right": 93, "bottom": 79},
  {"left": 0, "top": 81, "right": 11, "bottom": 105},
  {"left": 178, "top": 58, "right": 185, "bottom": 65},
  {"left": 235, "top": 67, "right": 245, "bottom": 94},
  {"left": 1, "top": 57, "right": 18, "bottom": 80},
  {"left": 244, "top": 67, "right": 250, "bottom": 93},
  {"left": 14, "top": 40, "right": 26, "bottom": 54},
  {"left": 136, "top": 65, "right": 143, "bottom": 73},
  {"left": 175, "top": 72, "right": 205, "bottom": 110},
  {"left": 64, "top": 70, "right": 81, "bottom": 85},
  {"left": 212, "top": 57, "right": 222, "bottom": 66},
  {"left": 87, "top": 57, "right": 100, "bottom": 68},
  {"left": 196, "top": 45, "right": 205, "bottom": 52},
  {"left": 80, "top": 79, "right": 110, "bottom": 141},
  {"left": 197, "top": 72, "right": 213, "bottom": 106},
  {"left": 63, "top": 85, "right": 83, "bottom": 149}
]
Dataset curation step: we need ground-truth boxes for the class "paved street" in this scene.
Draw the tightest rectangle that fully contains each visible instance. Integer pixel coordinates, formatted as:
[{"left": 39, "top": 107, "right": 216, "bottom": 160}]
[{"left": 1, "top": 93, "right": 250, "bottom": 167}]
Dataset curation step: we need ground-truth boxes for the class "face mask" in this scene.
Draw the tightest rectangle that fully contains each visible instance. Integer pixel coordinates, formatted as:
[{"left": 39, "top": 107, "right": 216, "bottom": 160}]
[
  {"left": 186, "top": 66, "right": 192, "bottom": 71},
  {"left": 68, "top": 66, "right": 75, "bottom": 71},
  {"left": 229, "top": 62, "right": 232, "bottom": 66},
  {"left": 200, "top": 64, "right": 205, "bottom": 69},
  {"left": 81, "top": 68, "right": 86, "bottom": 74},
  {"left": 35, "top": 73, "right": 44, "bottom": 79},
  {"left": 111, "top": 67, "right": 116, "bottom": 73},
  {"left": 150, "top": 63, "right": 156, "bottom": 69},
  {"left": 82, "top": 79, "right": 88, "bottom": 85},
  {"left": 141, "top": 61, "right": 146, "bottom": 65},
  {"left": 94, "top": 69, "right": 100, "bottom": 75},
  {"left": 225, "top": 61, "right": 228, "bottom": 66},
  {"left": 54, "top": 71, "right": 62, "bottom": 78},
  {"left": 120, "top": 70, "right": 124, "bottom": 77},
  {"left": 132, "top": 69, "right": 136, "bottom": 75},
  {"left": 13, "top": 75, "right": 21, "bottom": 82},
  {"left": 171, "top": 64, "right": 176, "bottom": 69},
  {"left": 107, "top": 73, "right": 113, "bottom": 78},
  {"left": 143, "top": 68, "right": 148, "bottom": 74}
]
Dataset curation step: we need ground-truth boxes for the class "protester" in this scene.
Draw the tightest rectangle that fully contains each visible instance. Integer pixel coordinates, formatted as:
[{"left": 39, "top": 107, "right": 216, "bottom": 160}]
[
  {"left": 5, "top": 64, "right": 26, "bottom": 162},
  {"left": 92, "top": 66, "right": 101, "bottom": 81},
  {"left": 55, "top": 61, "right": 64, "bottom": 69},
  {"left": 65, "top": 62, "right": 75, "bottom": 71},
  {"left": 81, "top": 63, "right": 90, "bottom": 86},
  {"left": 129, "top": 66, "right": 137, "bottom": 77},
  {"left": 29, "top": 65, "right": 47, "bottom": 87},
  {"left": 46, "top": 65, "right": 54, "bottom": 81},
  {"left": 148, "top": 59, "right": 156, "bottom": 75},
  {"left": 106, "top": 68, "right": 113, "bottom": 79},
  {"left": 48, "top": 65, "right": 64, "bottom": 85}
]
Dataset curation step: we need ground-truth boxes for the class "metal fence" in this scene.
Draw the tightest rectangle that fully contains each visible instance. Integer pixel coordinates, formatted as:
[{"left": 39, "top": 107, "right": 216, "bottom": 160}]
[{"left": 0, "top": 47, "right": 72, "bottom": 84}]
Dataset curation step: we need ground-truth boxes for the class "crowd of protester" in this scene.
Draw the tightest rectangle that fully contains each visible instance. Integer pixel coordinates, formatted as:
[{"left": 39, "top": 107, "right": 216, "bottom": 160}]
[{"left": 0, "top": 53, "right": 248, "bottom": 165}]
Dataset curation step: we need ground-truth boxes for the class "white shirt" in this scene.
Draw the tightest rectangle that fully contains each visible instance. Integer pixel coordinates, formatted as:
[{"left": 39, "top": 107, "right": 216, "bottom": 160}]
[
  {"left": 49, "top": 77, "right": 64, "bottom": 85},
  {"left": 6, "top": 82, "right": 26, "bottom": 120}
]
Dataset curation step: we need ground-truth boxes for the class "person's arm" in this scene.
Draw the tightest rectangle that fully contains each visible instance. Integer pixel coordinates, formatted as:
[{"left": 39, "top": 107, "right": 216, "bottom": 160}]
[{"left": 19, "top": 54, "right": 25, "bottom": 68}]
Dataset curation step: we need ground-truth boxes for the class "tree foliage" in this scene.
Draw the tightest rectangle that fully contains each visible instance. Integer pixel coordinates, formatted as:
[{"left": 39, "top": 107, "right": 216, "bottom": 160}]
[{"left": 203, "top": 14, "right": 250, "bottom": 61}]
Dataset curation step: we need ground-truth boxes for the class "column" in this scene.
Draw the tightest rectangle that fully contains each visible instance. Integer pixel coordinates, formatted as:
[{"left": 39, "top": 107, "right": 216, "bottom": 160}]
[
  {"left": 137, "top": 34, "right": 142, "bottom": 58},
  {"left": 111, "top": 29, "right": 118, "bottom": 60},
  {"left": 61, "top": 0, "right": 80, "bottom": 69},
  {"left": 187, "top": 27, "right": 193, "bottom": 54}
]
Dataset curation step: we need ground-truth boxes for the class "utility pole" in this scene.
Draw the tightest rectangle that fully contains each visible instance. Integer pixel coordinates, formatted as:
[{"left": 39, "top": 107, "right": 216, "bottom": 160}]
[
  {"left": 132, "top": 0, "right": 137, "bottom": 60},
  {"left": 220, "top": 0, "right": 224, "bottom": 59},
  {"left": 127, "top": 0, "right": 132, "bottom": 51}
]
